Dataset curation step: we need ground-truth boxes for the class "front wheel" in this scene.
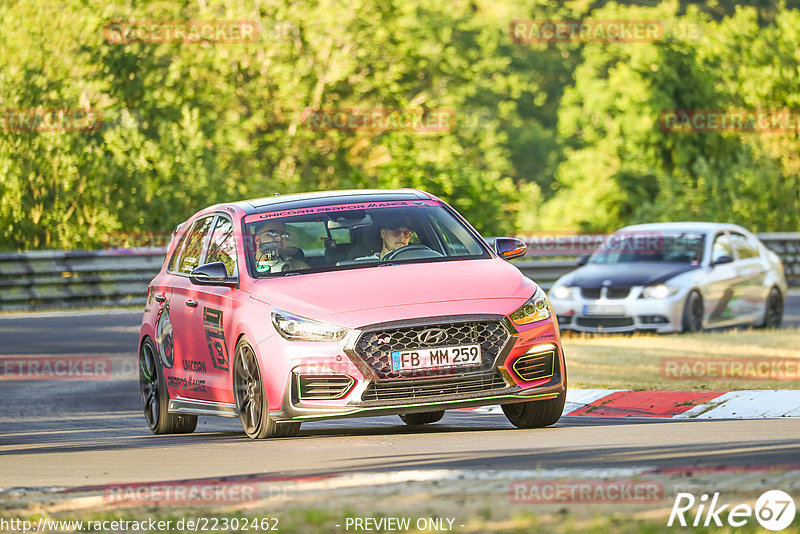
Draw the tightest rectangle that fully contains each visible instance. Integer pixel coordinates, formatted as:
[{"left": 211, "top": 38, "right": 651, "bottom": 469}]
[
  {"left": 399, "top": 411, "right": 445, "bottom": 426},
  {"left": 139, "top": 337, "right": 197, "bottom": 435},
  {"left": 681, "top": 290, "right": 704, "bottom": 333},
  {"left": 502, "top": 393, "right": 566, "bottom": 429},
  {"left": 233, "top": 338, "right": 300, "bottom": 439},
  {"left": 758, "top": 288, "right": 783, "bottom": 329}
]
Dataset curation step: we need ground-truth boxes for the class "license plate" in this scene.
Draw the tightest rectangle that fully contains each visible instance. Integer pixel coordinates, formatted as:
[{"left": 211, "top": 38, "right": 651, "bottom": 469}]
[
  {"left": 391, "top": 344, "right": 481, "bottom": 371},
  {"left": 583, "top": 304, "right": 626, "bottom": 316}
]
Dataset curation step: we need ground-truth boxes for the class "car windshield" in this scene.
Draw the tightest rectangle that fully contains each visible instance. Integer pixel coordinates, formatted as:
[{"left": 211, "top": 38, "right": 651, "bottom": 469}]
[
  {"left": 589, "top": 231, "right": 705, "bottom": 264},
  {"left": 243, "top": 200, "right": 490, "bottom": 277}
]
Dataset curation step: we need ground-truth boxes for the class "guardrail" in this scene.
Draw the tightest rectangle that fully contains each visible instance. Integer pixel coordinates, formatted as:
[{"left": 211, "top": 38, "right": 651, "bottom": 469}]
[
  {"left": 0, "top": 249, "right": 165, "bottom": 311},
  {"left": 0, "top": 233, "right": 798, "bottom": 311}
]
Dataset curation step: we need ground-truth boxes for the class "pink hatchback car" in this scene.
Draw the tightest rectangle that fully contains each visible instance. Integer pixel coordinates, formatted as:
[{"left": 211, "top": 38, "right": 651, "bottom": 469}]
[{"left": 139, "top": 189, "right": 566, "bottom": 439}]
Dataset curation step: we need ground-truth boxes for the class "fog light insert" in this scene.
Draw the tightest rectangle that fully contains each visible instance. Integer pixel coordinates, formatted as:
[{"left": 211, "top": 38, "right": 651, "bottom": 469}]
[
  {"left": 557, "top": 315, "right": 573, "bottom": 325},
  {"left": 296, "top": 373, "right": 355, "bottom": 400},
  {"left": 512, "top": 345, "right": 557, "bottom": 382},
  {"left": 638, "top": 315, "right": 669, "bottom": 324}
]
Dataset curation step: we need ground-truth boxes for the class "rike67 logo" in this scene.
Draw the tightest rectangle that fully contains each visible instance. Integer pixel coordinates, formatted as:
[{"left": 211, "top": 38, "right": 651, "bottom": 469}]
[{"left": 669, "top": 490, "right": 796, "bottom": 531}]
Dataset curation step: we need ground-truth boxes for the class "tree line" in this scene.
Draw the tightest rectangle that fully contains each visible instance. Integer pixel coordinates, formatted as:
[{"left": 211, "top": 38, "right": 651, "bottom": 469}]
[{"left": 1, "top": 0, "right": 798, "bottom": 251}]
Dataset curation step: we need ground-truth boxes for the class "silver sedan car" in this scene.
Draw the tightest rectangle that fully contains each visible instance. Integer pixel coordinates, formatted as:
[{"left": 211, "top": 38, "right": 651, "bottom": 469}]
[{"left": 548, "top": 223, "right": 787, "bottom": 333}]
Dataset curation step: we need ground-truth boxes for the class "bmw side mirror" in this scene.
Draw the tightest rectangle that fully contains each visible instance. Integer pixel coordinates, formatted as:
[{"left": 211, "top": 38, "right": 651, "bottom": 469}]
[
  {"left": 190, "top": 262, "right": 238, "bottom": 288},
  {"left": 494, "top": 238, "right": 527, "bottom": 260},
  {"left": 576, "top": 255, "right": 589, "bottom": 266},
  {"left": 711, "top": 255, "right": 734, "bottom": 267}
]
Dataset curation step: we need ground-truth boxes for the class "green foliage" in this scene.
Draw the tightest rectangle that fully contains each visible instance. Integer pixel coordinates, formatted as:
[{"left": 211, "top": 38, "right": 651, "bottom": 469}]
[{"left": 0, "top": 0, "right": 798, "bottom": 251}]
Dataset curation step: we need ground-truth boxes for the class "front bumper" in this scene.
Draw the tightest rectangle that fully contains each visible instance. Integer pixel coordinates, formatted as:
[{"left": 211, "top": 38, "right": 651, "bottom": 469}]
[
  {"left": 550, "top": 286, "right": 688, "bottom": 333},
  {"left": 269, "top": 380, "right": 565, "bottom": 422},
  {"left": 262, "top": 314, "right": 566, "bottom": 422}
]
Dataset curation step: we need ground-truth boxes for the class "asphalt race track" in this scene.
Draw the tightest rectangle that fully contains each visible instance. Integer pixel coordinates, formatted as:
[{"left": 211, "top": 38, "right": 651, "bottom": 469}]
[{"left": 1, "top": 301, "right": 799, "bottom": 522}]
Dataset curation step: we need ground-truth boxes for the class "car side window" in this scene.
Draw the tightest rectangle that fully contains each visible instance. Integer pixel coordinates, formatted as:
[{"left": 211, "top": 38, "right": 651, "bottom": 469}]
[
  {"left": 205, "top": 216, "right": 237, "bottom": 276},
  {"left": 710, "top": 233, "right": 733, "bottom": 263},
  {"left": 167, "top": 227, "right": 189, "bottom": 272},
  {"left": 176, "top": 216, "right": 215, "bottom": 274},
  {"left": 730, "top": 232, "right": 760, "bottom": 260}
]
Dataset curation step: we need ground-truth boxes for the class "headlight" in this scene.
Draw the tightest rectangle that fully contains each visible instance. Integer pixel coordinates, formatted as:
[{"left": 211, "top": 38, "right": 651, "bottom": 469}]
[
  {"left": 551, "top": 285, "right": 575, "bottom": 300},
  {"left": 641, "top": 284, "right": 679, "bottom": 299},
  {"left": 271, "top": 309, "right": 348, "bottom": 342},
  {"left": 510, "top": 286, "right": 552, "bottom": 325}
]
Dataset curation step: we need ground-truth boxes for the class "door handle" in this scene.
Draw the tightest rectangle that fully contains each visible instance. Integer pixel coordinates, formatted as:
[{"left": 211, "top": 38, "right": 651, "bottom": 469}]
[
  {"left": 154, "top": 295, "right": 166, "bottom": 303},
  {"left": 185, "top": 300, "right": 198, "bottom": 308}
]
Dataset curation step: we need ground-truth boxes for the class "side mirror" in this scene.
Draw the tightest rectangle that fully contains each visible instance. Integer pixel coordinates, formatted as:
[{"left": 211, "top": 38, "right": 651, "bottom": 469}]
[
  {"left": 494, "top": 237, "right": 527, "bottom": 260},
  {"left": 576, "top": 255, "right": 589, "bottom": 266},
  {"left": 711, "top": 255, "right": 734, "bottom": 267},
  {"left": 190, "top": 262, "right": 238, "bottom": 287}
]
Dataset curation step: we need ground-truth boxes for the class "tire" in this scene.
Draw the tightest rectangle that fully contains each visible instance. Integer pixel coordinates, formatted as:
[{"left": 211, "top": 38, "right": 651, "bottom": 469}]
[
  {"left": 681, "top": 290, "right": 704, "bottom": 333},
  {"left": 758, "top": 288, "right": 783, "bottom": 329},
  {"left": 139, "top": 337, "right": 197, "bottom": 435},
  {"left": 233, "top": 337, "right": 300, "bottom": 439},
  {"left": 399, "top": 411, "right": 445, "bottom": 426},
  {"left": 502, "top": 393, "right": 566, "bottom": 429}
]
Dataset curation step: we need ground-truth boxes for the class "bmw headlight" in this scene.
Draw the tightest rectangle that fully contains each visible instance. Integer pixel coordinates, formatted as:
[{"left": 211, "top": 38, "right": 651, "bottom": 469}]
[
  {"left": 510, "top": 286, "right": 552, "bottom": 325},
  {"left": 271, "top": 309, "right": 348, "bottom": 342},
  {"left": 641, "top": 284, "right": 679, "bottom": 299},
  {"left": 551, "top": 285, "right": 576, "bottom": 300}
]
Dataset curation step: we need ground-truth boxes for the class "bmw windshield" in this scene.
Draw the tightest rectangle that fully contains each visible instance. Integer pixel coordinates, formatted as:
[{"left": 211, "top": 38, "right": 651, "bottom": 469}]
[
  {"left": 243, "top": 200, "right": 491, "bottom": 277},
  {"left": 589, "top": 231, "right": 705, "bottom": 265}
]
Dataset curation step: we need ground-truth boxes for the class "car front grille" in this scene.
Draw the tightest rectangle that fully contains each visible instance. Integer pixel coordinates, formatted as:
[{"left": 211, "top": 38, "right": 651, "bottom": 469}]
[
  {"left": 607, "top": 286, "right": 631, "bottom": 299},
  {"left": 351, "top": 318, "right": 512, "bottom": 380},
  {"left": 581, "top": 287, "right": 630, "bottom": 299},
  {"left": 581, "top": 288, "right": 602, "bottom": 299},
  {"left": 575, "top": 317, "right": 634, "bottom": 328},
  {"left": 360, "top": 370, "right": 510, "bottom": 404}
]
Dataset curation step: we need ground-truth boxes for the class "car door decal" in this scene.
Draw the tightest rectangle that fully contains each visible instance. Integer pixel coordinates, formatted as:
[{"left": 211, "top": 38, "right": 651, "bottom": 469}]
[
  {"left": 155, "top": 303, "right": 175, "bottom": 368},
  {"left": 203, "top": 307, "right": 230, "bottom": 373}
]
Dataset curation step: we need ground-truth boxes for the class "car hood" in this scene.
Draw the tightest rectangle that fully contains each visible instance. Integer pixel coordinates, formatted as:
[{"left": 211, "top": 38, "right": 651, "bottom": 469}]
[
  {"left": 249, "top": 259, "right": 535, "bottom": 327},
  {"left": 564, "top": 262, "right": 701, "bottom": 288}
]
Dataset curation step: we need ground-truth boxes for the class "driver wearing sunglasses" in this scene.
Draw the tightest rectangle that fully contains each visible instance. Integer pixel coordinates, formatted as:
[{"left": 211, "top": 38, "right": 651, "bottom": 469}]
[
  {"left": 352, "top": 216, "right": 416, "bottom": 261},
  {"left": 253, "top": 221, "right": 309, "bottom": 273},
  {"left": 379, "top": 224, "right": 414, "bottom": 258}
]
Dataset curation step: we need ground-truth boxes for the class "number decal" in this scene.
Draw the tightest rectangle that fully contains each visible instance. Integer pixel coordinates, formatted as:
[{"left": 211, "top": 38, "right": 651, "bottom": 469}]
[{"left": 203, "top": 307, "right": 230, "bottom": 373}]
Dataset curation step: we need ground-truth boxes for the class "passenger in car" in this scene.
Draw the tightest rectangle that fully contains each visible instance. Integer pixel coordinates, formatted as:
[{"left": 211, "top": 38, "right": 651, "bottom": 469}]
[{"left": 253, "top": 220, "right": 309, "bottom": 273}]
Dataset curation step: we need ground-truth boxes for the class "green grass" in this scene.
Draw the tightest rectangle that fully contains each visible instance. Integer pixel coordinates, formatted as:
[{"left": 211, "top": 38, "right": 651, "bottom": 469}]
[{"left": 562, "top": 327, "right": 800, "bottom": 390}]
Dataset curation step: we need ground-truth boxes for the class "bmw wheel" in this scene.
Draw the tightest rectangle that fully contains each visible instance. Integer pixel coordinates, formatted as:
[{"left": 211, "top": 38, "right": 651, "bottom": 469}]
[
  {"left": 681, "top": 290, "right": 704, "bottom": 333},
  {"left": 759, "top": 288, "right": 783, "bottom": 329},
  {"left": 139, "top": 337, "right": 197, "bottom": 435}
]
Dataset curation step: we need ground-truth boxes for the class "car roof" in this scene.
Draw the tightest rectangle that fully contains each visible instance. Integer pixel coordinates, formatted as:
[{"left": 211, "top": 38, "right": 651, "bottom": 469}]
[
  {"left": 229, "top": 188, "right": 434, "bottom": 215},
  {"left": 618, "top": 222, "right": 750, "bottom": 234}
]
